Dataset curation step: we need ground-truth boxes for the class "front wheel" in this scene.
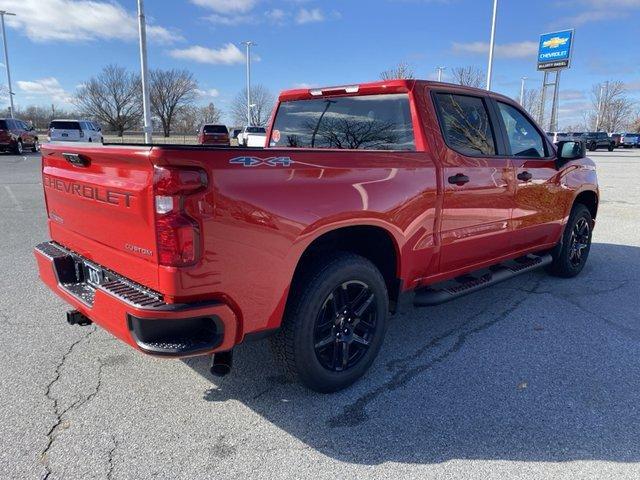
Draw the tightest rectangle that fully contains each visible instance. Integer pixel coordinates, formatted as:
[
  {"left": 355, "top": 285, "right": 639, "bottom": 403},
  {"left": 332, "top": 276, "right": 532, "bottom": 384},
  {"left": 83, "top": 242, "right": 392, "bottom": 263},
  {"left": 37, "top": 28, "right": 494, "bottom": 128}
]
[
  {"left": 13, "top": 140, "right": 23, "bottom": 155},
  {"left": 547, "top": 204, "right": 593, "bottom": 278},
  {"left": 31, "top": 140, "right": 40, "bottom": 152},
  {"left": 608, "top": 143, "right": 614, "bottom": 152},
  {"left": 270, "top": 253, "right": 389, "bottom": 393}
]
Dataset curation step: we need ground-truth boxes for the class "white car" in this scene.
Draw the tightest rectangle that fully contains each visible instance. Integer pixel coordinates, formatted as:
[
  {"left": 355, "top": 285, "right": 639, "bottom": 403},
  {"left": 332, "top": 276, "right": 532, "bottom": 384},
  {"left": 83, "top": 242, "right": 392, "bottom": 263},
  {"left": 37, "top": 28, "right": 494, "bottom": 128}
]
[
  {"left": 238, "top": 126, "right": 267, "bottom": 147},
  {"left": 48, "top": 119, "right": 103, "bottom": 143}
]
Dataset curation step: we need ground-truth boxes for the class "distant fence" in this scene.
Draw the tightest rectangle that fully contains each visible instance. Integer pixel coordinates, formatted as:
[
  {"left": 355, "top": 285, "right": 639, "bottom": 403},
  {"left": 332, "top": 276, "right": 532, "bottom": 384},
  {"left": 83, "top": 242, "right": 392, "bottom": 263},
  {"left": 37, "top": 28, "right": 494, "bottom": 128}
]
[
  {"left": 36, "top": 130, "right": 211, "bottom": 145},
  {"left": 102, "top": 131, "right": 200, "bottom": 145}
]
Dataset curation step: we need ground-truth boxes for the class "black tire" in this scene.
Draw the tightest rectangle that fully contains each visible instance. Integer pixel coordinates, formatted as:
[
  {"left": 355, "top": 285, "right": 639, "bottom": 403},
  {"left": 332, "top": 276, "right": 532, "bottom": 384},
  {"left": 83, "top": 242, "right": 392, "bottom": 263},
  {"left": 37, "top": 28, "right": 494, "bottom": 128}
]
[
  {"left": 588, "top": 142, "right": 596, "bottom": 152},
  {"left": 608, "top": 143, "right": 614, "bottom": 152},
  {"left": 31, "top": 139, "right": 39, "bottom": 153},
  {"left": 13, "top": 140, "right": 23, "bottom": 155},
  {"left": 547, "top": 204, "right": 593, "bottom": 278},
  {"left": 270, "top": 253, "right": 389, "bottom": 393}
]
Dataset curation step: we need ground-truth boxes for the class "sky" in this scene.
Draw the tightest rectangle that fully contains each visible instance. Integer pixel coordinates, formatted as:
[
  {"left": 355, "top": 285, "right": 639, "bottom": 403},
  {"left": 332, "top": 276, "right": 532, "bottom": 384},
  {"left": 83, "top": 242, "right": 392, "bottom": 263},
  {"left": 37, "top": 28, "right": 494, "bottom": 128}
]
[{"left": 2, "top": 0, "right": 639, "bottom": 127}]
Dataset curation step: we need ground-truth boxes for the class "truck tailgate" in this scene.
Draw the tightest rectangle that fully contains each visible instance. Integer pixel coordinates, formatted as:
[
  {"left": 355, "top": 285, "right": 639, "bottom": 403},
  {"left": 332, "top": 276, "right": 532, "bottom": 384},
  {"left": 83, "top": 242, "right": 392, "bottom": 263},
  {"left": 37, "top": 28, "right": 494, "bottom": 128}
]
[{"left": 41, "top": 143, "right": 159, "bottom": 288}]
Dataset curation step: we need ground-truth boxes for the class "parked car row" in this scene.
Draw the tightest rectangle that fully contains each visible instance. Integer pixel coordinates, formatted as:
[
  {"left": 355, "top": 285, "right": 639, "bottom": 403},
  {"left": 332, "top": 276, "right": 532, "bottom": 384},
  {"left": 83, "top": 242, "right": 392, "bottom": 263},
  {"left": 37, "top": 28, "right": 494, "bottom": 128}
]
[
  {"left": 546, "top": 130, "right": 640, "bottom": 151},
  {"left": 197, "top": 124, "right": 267, "bottom": 147}
]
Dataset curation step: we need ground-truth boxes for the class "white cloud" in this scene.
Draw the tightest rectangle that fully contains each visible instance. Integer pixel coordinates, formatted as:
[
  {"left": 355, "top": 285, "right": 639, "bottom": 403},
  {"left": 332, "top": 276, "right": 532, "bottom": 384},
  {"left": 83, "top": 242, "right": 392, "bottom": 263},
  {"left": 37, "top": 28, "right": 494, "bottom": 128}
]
[
  {"left": 203, "top": 13, "right": 254, "bottom": 25},
  {"left": 2, "top": 0, "right": 178, "bottom": 43},
  {"left": 17, "top": 77, "right": 73, "bottom": 104},
  {"left": 452, "top": 41, "right": 538, "bottom": 59},
  {"left": 169, "top": 44, "right": 245, "bottom": 65},
  {"left": 296, "top": 8, "right": 325, "bottom": 24},
  {"left": 196, "top": 88, "right": 221, "bottom": 98},
  {"left": 265, "top": 9, "right": 287, "bottom": 24},
  {"left": 190, "top": 0, "right": 257, "bottom": 13},
  {"left": 556, "top": 0, "right": 640, "bottom": 25}
]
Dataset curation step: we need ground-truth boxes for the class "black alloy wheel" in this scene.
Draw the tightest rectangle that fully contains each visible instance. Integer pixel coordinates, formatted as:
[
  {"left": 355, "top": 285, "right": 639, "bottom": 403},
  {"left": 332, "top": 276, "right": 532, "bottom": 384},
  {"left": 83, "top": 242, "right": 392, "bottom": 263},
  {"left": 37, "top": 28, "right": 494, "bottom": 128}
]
[{"left": 313, "top": 280, "right": 378, "bottom": 372}]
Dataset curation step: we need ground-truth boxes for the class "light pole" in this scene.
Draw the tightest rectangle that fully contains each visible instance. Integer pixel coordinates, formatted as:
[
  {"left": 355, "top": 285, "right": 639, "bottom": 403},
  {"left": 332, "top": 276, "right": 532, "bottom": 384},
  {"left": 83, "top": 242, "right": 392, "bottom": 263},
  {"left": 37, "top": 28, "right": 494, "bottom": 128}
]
[
  {"left": 0, "top": 11, "right": 16, "bottom": 118},
  {"left": 242, "top": 41, "right": 256, "bottom": 126},
  {"left": 486, "top": 0, "right": 498, "bottom": 91},
  {"left": 519, "top": 76, "right": 527, "bottom": 105},
  {"left": 436, "top": 66, "right": 446, "bottom": 82},
  {"left": 137, "top": 0, "right": 153, "bottom": 144}
]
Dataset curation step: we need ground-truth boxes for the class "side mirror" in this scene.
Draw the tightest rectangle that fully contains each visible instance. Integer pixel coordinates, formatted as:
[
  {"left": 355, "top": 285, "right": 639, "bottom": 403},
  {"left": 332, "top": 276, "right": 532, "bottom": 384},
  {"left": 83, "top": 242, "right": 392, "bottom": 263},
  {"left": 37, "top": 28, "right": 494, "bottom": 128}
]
[{"left": 556, "top": 140, "right": 586, "bottom": 167}]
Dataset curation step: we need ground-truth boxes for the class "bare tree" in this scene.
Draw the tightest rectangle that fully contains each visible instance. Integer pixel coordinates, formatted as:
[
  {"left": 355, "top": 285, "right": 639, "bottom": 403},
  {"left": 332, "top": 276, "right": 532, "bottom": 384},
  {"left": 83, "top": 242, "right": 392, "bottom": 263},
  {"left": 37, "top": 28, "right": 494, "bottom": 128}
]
[
  {"left": 16, "top": 104, "right": 76, "bottom": 129},
  {"left": 74, "top": 65, "right": 142, "bottom": 136},
  {"left": 230, "top": 85, "right": 275, "bottom": 127},
  {"left": 174, "top": 102, "right": 223, "bottom": 133},
  {"left": 590, "top": 81, "right": 635, "bottom": 132},
  {"left": 150, "top": 69, "right": 199, "bottom": 137},
  {"left": 379, "top": 62, "right": 415, "bottom": 80},
  {"left": 520, "top": 88, "right": 543, "bottom": 122},
  {"left": 451, "top": 66, "right": 485, "bottom": 88}
]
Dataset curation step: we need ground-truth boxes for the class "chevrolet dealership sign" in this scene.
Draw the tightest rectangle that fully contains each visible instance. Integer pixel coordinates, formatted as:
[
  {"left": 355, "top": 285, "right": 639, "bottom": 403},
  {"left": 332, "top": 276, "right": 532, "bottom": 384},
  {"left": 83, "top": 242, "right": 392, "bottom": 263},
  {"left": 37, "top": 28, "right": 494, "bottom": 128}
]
[{"left": 537, "top": 29, "right": 574, "bottom": 70}]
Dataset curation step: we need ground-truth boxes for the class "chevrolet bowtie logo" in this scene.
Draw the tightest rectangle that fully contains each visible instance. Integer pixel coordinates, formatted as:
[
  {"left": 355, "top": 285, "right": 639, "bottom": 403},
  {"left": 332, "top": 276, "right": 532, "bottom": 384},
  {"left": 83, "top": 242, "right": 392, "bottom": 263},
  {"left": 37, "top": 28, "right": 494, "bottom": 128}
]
[{"left": 543, "top": 36, "right": 568, "bottom": 49}]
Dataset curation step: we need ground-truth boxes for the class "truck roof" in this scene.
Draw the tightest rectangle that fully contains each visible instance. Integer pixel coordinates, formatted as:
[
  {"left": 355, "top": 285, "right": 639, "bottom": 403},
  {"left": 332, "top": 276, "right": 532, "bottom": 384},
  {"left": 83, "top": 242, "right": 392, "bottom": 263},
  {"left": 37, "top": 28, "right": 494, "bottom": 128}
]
[{"left": 278, "top": 79, "right": 515, "bottom": 104}]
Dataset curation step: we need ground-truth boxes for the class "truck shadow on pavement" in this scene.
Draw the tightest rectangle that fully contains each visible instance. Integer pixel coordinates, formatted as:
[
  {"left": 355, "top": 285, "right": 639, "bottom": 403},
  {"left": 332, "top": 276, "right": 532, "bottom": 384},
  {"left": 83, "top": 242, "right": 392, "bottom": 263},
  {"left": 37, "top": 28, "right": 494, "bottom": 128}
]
[{"left": 184, "top": 242, "right": 640, "bottom": 464}]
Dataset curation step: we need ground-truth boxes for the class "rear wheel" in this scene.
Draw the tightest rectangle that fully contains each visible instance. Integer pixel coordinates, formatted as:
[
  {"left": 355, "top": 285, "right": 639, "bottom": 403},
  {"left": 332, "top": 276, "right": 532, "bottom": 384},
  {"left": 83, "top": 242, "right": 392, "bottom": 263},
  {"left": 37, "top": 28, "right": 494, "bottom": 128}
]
[
  {"left": 547, "top": 204, "right": 593, "bottom": 278},
  {"left": 608, "top": 143, "right": 614, "bottom": 152},
  {"left": 588, "top": 142, "right": 596, "bottom": 151},
  {"left": 270, "top": 253, "right": 389, "bottom": 393}
]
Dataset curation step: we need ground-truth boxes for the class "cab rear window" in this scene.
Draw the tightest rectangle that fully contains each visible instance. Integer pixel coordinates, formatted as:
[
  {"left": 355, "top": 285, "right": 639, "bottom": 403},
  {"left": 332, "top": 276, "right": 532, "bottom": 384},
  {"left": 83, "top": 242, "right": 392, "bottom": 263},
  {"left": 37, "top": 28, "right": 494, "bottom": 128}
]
[
  {"left": 0, "top": 120, "right": 7, "bottom": 129},
  {"left": 50, "top": 121, "right": 81, "bottom": 130},
  {"left": 203, "top": 125, "right": 228, "bottom": 134},
  {"left": 270, "top": 93, "right": 415, "bottom": 150}
]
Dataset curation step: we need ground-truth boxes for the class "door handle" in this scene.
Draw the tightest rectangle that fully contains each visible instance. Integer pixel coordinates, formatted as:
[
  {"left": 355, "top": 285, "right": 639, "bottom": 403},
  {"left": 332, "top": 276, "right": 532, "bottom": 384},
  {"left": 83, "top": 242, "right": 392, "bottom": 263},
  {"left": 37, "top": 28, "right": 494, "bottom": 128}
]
[
  {"left": 448, "top": 173, "right": 470, "bottom": 186},
  {"left": 517, "top": 171, "right": 533, "bottom": 182}
]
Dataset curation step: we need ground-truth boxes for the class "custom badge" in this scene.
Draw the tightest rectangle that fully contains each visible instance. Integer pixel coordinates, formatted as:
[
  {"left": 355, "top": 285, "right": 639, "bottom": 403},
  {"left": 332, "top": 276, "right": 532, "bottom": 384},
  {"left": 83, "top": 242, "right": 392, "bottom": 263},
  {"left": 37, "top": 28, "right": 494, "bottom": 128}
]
[{"left": 272, "top": 129, "right": 281, "bottom": 143}]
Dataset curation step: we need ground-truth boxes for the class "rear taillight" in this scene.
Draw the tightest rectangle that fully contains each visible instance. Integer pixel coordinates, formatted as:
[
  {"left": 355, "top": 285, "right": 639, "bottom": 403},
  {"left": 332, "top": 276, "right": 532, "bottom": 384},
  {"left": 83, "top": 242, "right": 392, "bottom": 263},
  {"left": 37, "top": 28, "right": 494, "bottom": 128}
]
[{"left": 153, "top": 166, "right": 208, "bottom": 267}]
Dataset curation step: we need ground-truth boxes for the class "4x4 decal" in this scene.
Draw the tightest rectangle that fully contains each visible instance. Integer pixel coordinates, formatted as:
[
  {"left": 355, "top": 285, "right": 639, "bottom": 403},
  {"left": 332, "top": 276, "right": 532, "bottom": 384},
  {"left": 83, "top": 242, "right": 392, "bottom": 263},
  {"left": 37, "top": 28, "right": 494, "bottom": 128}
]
[{"left": 229, "top": 156, "right": 293, "bottom": 167}]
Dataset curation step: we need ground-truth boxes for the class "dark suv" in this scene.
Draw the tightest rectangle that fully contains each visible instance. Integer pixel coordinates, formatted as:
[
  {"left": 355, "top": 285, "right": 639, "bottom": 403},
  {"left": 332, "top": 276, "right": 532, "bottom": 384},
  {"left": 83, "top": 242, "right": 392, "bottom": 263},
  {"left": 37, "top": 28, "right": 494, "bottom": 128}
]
[
  {"left": 572, "top": 132, "right": 614, "bottom": 152},
  {"left": 0, "top": 118, "right": 39, "bottom": 154}
]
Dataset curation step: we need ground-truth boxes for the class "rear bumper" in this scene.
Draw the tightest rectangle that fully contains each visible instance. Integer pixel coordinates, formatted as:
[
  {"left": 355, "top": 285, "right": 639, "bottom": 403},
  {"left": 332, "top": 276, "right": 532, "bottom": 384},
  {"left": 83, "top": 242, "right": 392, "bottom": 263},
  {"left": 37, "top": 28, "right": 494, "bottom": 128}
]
[{"left": 34, "top": 241, "right": 238, "bottom": 357}]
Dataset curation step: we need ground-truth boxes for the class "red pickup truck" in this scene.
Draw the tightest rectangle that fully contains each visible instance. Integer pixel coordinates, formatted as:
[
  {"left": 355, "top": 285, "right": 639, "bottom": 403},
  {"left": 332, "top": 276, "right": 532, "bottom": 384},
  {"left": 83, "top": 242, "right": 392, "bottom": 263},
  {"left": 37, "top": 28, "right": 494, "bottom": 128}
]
[{"left": 35, "top": 80, "right": 598, "bottom": 392}]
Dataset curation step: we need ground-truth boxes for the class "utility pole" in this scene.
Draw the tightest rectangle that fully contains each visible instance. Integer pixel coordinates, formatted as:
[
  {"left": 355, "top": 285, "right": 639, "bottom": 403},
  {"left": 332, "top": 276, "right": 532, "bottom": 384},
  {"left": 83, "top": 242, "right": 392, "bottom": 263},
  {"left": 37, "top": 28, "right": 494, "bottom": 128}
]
[
  {"left": 0, "top": 11, "right": 16, "bottom": 118},
  {"left": 519, "top": 76, "right": 527, "bottom": 105},
  {"left": 486, "top": 0, "right": 498, "bottom": 90},
  {"left": 137, "top": 0, "right": 153, "bottom": 144},
  {"left": 436, "top": 66, "right": 446, "bottom": 82},
  {"left": 242, "top": 41, "right": 256, "bottom": 126}
]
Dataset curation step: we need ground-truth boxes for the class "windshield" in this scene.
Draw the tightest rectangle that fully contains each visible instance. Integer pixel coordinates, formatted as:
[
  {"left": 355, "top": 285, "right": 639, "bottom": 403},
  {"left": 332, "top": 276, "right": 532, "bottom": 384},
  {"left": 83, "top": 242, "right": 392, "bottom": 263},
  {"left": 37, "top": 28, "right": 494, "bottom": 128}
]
[
  {"left": 270, "top": 93, "right": 415, "bottom": 150},
  {"left": 247, "top": 127, "right": 266, "bottom": 134},
  {"left": 50, "top": 121, "right": 81, "bottom": 130}
]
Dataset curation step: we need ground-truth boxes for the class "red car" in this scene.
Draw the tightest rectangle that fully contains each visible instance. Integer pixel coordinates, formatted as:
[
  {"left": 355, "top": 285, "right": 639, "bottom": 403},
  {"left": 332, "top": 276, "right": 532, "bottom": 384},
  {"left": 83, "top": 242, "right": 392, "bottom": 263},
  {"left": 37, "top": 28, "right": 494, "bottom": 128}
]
[
  {"left": 0, "top": 118, "right": 40, "bottom": 154},
  {"left": 35, "top": 80, "right": 598, "bottom": 392},
  {"left": 197, "top": 124, "right": 230, "bottom": 146}
]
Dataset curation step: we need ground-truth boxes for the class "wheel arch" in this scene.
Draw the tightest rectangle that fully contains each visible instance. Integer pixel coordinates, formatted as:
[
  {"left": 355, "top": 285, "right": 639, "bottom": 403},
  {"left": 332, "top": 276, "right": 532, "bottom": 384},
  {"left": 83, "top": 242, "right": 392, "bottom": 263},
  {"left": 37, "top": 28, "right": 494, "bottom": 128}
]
[
  {"left": 573, "top": 189, "right": 598, "bottom": 220},
  {"left": 289, "top": 225, "right": 402, "bottom": 312}
]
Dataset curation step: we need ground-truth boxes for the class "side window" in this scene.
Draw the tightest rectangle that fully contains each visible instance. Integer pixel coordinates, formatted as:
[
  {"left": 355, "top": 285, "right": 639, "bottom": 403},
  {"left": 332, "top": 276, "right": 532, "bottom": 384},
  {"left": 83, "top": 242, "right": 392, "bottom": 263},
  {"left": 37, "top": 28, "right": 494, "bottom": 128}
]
[
  {"left": 434, "top": 93, "right": 496, "bottom": 156},
  {"left": 497, "top": 102, "right": 546, "bottom": 158}
]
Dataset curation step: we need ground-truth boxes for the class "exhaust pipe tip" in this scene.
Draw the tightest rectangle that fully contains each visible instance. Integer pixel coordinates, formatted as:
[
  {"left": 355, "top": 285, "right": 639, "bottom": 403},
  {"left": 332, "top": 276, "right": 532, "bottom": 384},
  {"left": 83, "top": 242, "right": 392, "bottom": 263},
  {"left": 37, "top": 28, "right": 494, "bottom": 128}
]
[
  {"left": 210, "top": 350, "right": 233, "bottom": 377},
  {"left": 66, "top": 310, "right": 92, "bottom": 326}
]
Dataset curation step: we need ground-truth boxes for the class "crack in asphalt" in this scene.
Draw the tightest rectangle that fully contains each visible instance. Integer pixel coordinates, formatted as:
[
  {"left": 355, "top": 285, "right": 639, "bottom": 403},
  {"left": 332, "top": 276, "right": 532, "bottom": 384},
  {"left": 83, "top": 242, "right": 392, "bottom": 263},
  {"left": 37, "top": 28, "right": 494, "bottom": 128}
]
[
  {"left": 106, "top": 435, "right": 119, "bottom": 480},
  {"left": 326, "top": 276, "right": 545, "bottom": 428},
  {"left": 40, "top": 326, "right": 105, "bottom": 480}
]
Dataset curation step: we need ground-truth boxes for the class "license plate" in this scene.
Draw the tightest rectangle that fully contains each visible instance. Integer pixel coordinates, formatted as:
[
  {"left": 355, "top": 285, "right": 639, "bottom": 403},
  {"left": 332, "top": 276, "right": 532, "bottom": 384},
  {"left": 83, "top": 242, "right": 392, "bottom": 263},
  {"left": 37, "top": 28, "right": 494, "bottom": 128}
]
[{"left": 84, "top": 263, "right": 103, "bottom": 287}]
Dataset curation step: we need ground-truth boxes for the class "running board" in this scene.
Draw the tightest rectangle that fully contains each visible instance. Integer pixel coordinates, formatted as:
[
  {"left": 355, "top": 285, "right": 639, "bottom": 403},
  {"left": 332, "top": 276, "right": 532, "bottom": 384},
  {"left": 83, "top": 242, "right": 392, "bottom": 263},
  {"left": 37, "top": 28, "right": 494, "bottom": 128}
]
[{"left": 414, "top": 254, "right": 552, "bottom": 307}]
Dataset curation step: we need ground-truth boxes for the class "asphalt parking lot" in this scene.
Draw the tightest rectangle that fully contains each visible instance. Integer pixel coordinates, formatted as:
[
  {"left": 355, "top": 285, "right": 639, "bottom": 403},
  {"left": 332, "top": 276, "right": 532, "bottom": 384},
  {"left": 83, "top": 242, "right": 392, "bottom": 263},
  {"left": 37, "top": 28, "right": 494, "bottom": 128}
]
[{"left": 1, "top": 149, "right": 639, "bottom": 480}]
